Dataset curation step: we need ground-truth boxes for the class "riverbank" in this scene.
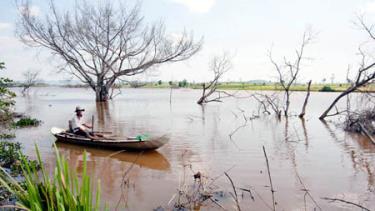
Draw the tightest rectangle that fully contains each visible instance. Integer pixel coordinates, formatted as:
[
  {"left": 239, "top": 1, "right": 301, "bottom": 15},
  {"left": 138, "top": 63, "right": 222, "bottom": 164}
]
[
  {"left": 138, "top": 82, "right": 375, "bottom": 92},
  {"left": 10, "top": 82, "right": 375, "bottom": 92}
]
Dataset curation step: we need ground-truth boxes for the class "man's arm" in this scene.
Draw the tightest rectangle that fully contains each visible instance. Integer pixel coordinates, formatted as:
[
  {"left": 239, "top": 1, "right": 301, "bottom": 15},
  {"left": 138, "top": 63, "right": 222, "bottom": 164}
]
[{"left": 82, "top": 123, "right": 92, "bottom": 129}]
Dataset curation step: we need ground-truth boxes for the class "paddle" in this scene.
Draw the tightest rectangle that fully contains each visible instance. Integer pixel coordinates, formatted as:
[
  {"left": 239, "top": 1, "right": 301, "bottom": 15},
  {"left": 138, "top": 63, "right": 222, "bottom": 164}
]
[
  {"left": 93, "top": 131, "right": 113, "bottom": 134},
  {"left": 91, "top": 115, "right": 94, "bottom": 134},
  {"left": 101, "top": 134, "right": 150, "bottom": 141}
]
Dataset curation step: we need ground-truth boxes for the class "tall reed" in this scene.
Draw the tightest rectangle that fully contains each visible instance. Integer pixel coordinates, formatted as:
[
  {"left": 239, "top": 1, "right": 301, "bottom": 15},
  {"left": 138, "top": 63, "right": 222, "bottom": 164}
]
[{"left": 0, "top": 144, "right": 104, "bottom": 211}]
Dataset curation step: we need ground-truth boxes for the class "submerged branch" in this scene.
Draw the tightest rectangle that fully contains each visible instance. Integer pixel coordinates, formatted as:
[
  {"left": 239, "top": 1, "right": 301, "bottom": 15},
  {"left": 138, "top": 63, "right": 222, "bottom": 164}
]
[
  {"left": 262, "top": 146, "right": 276, "bottom": 211},
  {"left": 321, "top": 197, "right": 370, "bottom": 211},
  {"left": 224, "top": 172, "right": 241, "bottom": 211}
]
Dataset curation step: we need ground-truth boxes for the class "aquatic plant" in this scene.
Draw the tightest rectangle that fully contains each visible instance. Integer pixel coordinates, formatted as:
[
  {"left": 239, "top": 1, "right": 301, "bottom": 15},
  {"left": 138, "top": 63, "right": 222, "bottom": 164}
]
[
  {"left": 0, "top": 145, "right": 104, "bottom": 211},
  {"left": 12, "top": 117, "right": 41, "bottom": 127},
  {"left": 0, "top": 133, "right": 15, "bottom": 139}
]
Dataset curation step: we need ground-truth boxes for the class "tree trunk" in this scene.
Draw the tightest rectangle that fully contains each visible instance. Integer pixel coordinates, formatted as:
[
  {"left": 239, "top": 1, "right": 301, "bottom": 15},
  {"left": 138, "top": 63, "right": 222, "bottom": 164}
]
[
  {"left": 299, "top": 80, "right": 312, "bottom": 118},
  {"left": 95, "top": 85, "right": 109, "bottom": 102},
  {"left": 197, "top": 84, "right": 206, "bottom": 105},
  {"left": 284, "top": 91, "right": 290, "bottom": 116}
]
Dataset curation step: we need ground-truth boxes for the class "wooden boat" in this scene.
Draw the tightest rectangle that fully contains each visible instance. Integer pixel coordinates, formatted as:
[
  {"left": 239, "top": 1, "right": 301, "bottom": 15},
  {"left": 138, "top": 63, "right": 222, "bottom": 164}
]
[{"left": 50, "top": 127, "right": 169, "bottom": 151}]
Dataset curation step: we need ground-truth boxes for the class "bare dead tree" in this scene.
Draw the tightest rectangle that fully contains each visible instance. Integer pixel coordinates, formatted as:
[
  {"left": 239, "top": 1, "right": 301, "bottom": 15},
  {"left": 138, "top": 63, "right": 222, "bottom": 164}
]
[
  {"left": 21, "top": 70, "right": 39, "bottom": 95},
  {"left": 252, "top": 94, "right": 271, "bottom": 115},
  {"left": 319, "top": 16, "right": 375, "bottom": 120},
  {"left": 251, "top": 93, "right": 282, "bottom": 118},
  {"left": 17, "top": 0, "right": 202, "bottom": 101},
  {"left": 320, "top": 17, "right": 375, "bottom": 119},
  {"left": 264, "top": 94, "right": 282, "bottom": 118},
  {"left": 197, "top": 53, "right": 232, "bottom": 105},
  {"left": 109, "top": 83, "right": 122, "bottom": 100},
  {"left": 269, "top": 30, "right": 314, "bottom": 116},
  {"left": 299, "top": 80, "right": 312, "bottom": 118}
]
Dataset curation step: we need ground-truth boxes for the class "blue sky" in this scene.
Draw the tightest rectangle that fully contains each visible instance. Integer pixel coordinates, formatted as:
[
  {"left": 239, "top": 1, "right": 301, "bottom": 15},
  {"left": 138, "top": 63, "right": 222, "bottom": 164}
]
[{"left": 1, "top": 0, "right": 375, "bottom": 83}]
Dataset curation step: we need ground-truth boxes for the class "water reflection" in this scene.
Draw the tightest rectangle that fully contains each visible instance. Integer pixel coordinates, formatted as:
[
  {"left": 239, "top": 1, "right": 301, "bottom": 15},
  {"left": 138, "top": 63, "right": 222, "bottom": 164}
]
[
  {"left": 94, "top": 102, "right": 113, "bottom": 132},
  {"left": 300, "top": 118, "right": 309, "bottom": 150},
  {"left": 96, "top": 102, "right": 110, "bottom": 125},
  {"left": 321, "top": 120, "right": 375, "bottom": 192},
  {"left": 56, "top": 142, "right": 171, "bottom": 171}
]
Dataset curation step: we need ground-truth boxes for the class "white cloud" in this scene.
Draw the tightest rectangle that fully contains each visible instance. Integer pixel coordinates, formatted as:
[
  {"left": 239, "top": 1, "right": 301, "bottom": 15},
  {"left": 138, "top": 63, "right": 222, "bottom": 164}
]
[
  {"left": 170, "top": 0, "right": 216, "bottom": 13},
  {"left": 19, "top": 5, "right": 41, "bottom": 17},
  {"left": 0, "top": 35, "right": 53, "bottom": 80},
  {"left": 0, "top": 22, "right": 12, "bottom": 31}
]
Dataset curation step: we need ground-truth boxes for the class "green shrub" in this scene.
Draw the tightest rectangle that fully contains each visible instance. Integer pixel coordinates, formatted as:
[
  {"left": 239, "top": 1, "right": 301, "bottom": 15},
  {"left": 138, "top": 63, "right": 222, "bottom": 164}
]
[
  {"left": 0, "top": 62, "right": 16, "bottom": 122},
  {"left": 319, "top": 85, "right": 335, "bottom": 92},
  {"left": 0, "top": 142, "right": 38, "bottom": 175},
  {"left": 0, "top": 133, "right": 15, "bottom": 139},
  {"left": 0, "top": 144, "right": 104, "bottom": 210},
  {"left": 0, "top": 141, "right": 38, "bottom": 205},
  {"left": 12, "top": 117, "right": 41, "bottom": 127},
  {"left": 178, "top": 79, "right": 188, "bottom": 88}
]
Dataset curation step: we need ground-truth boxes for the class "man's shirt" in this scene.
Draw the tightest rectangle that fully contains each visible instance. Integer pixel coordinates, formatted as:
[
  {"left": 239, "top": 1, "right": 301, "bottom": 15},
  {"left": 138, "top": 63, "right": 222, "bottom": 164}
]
[{"left": 71, "top": 115, "right": 84, "bottom": 130}]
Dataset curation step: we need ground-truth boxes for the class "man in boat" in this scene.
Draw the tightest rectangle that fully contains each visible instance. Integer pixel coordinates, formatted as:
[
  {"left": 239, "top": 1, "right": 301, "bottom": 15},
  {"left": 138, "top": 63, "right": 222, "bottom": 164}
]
[{"left": 70, "top": 106, "right": 99, "bottom": 139}]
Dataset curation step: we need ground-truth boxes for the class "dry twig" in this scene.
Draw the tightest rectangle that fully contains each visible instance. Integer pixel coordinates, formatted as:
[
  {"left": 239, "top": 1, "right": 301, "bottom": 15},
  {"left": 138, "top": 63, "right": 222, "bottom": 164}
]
[
  {"left": 262, "top": 146, "right": 276, "bottom": 211},
  {"left": 322, "top": 197, "right": 370, "bottom": 211},
  {"left": 224, "top": 172, "right": 241, "bottom": 211},
  {"left": 115, "top": 151, "right": 144, "bottom": 210},
  {"left": 295, "top": 172, "right": 322, "bottom": 210}
]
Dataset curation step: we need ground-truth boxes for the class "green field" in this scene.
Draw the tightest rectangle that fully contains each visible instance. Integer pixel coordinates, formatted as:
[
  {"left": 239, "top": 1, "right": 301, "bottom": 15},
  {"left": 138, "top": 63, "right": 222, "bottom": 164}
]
[
  {"left": 55, "top": 81, "right": 375, "bottom": 92},
  {"left": 213, "top": 83, "right": 350, "bottom": 92},
  {"left": 125, "top": 82, "right": 375, "bottom": 92}
]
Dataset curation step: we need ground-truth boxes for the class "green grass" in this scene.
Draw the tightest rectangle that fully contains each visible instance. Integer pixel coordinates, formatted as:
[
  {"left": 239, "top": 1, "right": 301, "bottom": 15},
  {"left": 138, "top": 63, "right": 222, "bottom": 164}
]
[
  {"left": 57, "top": 81, "right": 375, "bottom": 93},
  {"left": 0, "top": 144, "right": 104, "bottom": 211},
  {"left": 12, "top": 117, "right": 41, "bottom": 128},
  {"left": 212, "top": 83, "right": 351, "bottom": 92},
  {"left": 116, "top": 82, "right": 375, "bottom": 92}
]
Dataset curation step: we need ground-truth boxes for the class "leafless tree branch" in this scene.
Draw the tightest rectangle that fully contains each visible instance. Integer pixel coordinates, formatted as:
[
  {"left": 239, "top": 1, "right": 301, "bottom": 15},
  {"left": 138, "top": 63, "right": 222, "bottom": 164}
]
[
  {"left": 17, "top": 0, "right": 202, "bottom": 101},
  {"left": 21, "top": 69, "right": 39, "bottom": 95},
  {"left": 321, "top": 197, "right": 370, "bottom": 211},
  {"left": 268, "top": 29, "right": 314, "bottom": 116},
  {"left": 197, "top": 53, "right": 233, "bottom": 104},
  {"left": 320, "top": 16, "right": 375, "bottom": 119},
  {"left": 299, "top": 80, "right": 312, "bottom": 118}
]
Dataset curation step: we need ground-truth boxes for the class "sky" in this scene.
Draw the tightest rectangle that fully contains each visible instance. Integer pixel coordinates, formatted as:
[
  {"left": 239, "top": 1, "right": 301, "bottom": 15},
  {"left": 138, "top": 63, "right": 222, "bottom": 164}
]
[{"left": 1, "top": 0, "right": 375, "bottom": 83}]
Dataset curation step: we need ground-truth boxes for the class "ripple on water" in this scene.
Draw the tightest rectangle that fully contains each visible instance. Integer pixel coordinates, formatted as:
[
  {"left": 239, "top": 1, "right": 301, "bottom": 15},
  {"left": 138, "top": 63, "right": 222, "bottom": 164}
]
[{"left": 11, "top": 87, "right": 375, "bottom": 210}]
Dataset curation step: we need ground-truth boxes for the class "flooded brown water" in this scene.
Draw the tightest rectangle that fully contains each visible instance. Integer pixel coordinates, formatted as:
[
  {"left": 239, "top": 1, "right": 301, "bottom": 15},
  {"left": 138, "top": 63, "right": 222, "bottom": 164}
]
[{"left": 11, "top": 87, "right": 375, "bottom": 210}]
